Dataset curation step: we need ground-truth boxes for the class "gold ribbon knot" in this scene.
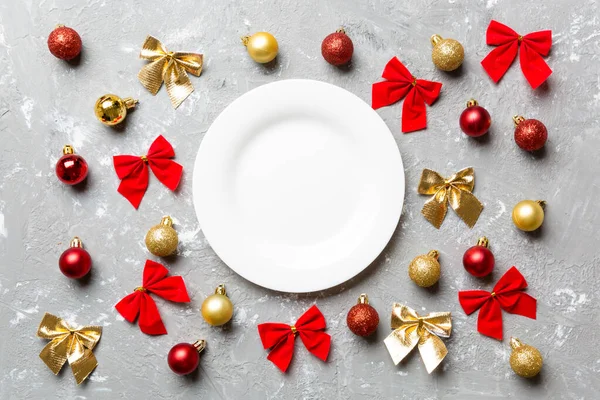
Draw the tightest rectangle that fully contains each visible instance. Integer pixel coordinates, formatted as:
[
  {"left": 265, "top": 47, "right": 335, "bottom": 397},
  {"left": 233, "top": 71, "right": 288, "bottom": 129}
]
[
  {"left": 417, "top": 167, "right": 483, "bottom": 229},
  {"left": 137, "top": 35, "right": 204, "bottom": 109},
  {"left": 383, "top": 303, "right": 451, "bottom": 373},
  {"left": 36, "top": 313, "right": 102, "bottom": 384}
]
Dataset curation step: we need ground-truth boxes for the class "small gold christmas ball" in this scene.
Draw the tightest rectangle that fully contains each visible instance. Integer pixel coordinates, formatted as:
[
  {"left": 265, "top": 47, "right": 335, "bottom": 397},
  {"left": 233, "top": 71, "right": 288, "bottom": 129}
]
[
  {"left": 512, "top": 200, "right": 545, "bottom": 232},
  {"left": 408, "top": 250, "right": 441, "bottom": 287},
  {"left": 145, "top": 216, "right": 178, "bottom": 257},
  {"left": 510, "top": 338, "right": 543, "bottom": 378},
  {"left": 201, "top": 285, "right": 234, "bottom": 326},
  {"left": 242, "top": 32, "right": 279, "bottom": 63},
  {"left": 94, "top": 94, "right": 137, "bottom": 126},
  {"left": 431, "top": 34, "right": 464, "bottom": 71}
]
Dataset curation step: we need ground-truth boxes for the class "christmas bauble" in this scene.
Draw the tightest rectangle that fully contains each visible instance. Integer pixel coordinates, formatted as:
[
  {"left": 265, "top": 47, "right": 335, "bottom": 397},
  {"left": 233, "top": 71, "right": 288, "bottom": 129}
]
[
  {"left": 512, "top": 200, "right": 545, "bottom": 232},
  {"left": 47, "top": 25, "right": 82, "bottom": 60},
  {"left": 509, "top": 337, "right": 543, "bottom": 378},
  {"left": 408, "top": 250, "right": 440, "bottom": 287},
  {"left": 321, "top": 29, "right": 354, "bottom": 66},
  {"left": 201, "top": 285, "right": 233, "bottom": 326},
  {"left": 145, "top": 216, "right": 178, "bottom": 257},
  {"left": 59, "top": 237, "right": 92, "bottom": 279},
  {"left": 346, "top": 294, "right": 379, "bottom": 337},
  {"left": 168, "top": 340, "right": 206, "bottom": 375},
  {"left": 459, "top": 99, "right": 491, "bottom": 137},
  {"left": 513, "top": 116, "right": 547, "bottom": 151},
  {"left": 55, "top": 145, "right": 88, "bottom": 185},
  {"left": 94, "top": 94, "right": 137, "bottom": 126},
  {"left": 242, "top": 32, "right": 278, "bottom": 63},
  {"left": 463, "top": 237, "right": 495, "bottom": 277},
  {"left": 431, "top": 34, "right": 464, "bottom": 71}
]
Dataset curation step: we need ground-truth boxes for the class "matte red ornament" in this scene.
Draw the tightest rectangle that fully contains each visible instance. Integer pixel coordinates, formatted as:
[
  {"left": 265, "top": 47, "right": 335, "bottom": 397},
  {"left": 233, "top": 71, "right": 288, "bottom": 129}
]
[
  {"left": 168, "top": 340, "right": 206, "bottom": 375},
  {"left": 58, "top": 237, "right": 91, "bottom": 279},
  {"left": 459, "top": 99, "right": 491, "bottom": 137},
  {"left": 346, "top": 294, "right": 379, "bottom": 337},
  {"left": 513, "top": 116, "right": 547, "bottom": 151},
  {"left": 56, "top": 145, "right": 88, "bottom": 185},
  {"left": 321, "top": 28, "right": 354, "bottom": 66},
  {"left": 47, "top": 25, "right": 82, "bottom": 60},
  {"left": 463, "top": 237, "right": 495, "bottom": 277}
]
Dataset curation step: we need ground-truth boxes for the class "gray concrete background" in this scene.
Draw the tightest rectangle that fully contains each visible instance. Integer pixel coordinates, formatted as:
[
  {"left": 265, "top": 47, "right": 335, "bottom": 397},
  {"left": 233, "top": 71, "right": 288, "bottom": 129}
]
[{"left": 0, "top": 0, "right": 598, "bottom": 398}]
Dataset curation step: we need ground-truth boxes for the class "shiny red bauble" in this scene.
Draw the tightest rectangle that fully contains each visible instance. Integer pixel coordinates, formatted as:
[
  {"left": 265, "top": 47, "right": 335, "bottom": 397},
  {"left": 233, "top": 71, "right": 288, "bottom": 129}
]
[
  {"left": 59, "top": 237, "right": 92, "bottom": 279},
  {"left": 463, "top": 237, "right": 495, "bottom": 277},
  {"left": 459, "top": 99, "right": 491, "bottom": 137},
  {"left": 513, "top": 116, "right": 547, "bottom": 151},
  {"left": 168, "top": 340, "right": 206, "bottom": 375},
  {"left": 56, "top": 145, "right": 88, "bottom": 185},
  {"left": 321, "top": 29, "right": 354, "bottom": 66},
  {"left": 346, "top": 294, "right": 379, "bottom": 337},
  {"left": 47, "top": 25, "right": 82, "bottom": 60}
]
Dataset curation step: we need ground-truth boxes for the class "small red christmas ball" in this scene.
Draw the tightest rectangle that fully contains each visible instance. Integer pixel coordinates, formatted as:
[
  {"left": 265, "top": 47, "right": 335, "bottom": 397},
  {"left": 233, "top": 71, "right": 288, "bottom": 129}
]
[
  {"left": 59, "top": 237, "right": 92, "bottom": 279},
  {"left": 463, "top": 237, "right": 495, "bottom": 277},
  {"left": 514, "top": 116, "right": 548, "bottom": 151},
  {"left": 168, "top": 341, "right": 206, "bottom": 375},
  {"left": 459, "top": 99, "right": 491, "bottom": 137},
  {"left": 346, "top": 294, "right": 379, "bottom": 337},
  {"left": 321, "top": 29, "right": 354, "bottom": 66},
  {"left": 47, "top": 25, "right": 82, "bottom": 60},
  {"left": 55, "top": 145, "right": 88, "bottom": 185}
]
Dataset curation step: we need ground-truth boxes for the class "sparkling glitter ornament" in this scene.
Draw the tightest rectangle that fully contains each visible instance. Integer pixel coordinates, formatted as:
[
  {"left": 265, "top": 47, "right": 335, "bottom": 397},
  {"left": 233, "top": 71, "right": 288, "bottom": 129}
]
[
  {"left": 168, "top": 340, "right": 206, "bottom": 375},
  {"left": 241, "top": 32, "right": 278, "bottom": 63},
  {"left": 58, "top": 237, "right": 92, "bottom": 279},
  {"left": 512, "top": 200, "right": 545, "bottom": 231},
  {"left": 321, "top": 28, "right": 354, "bottom": 66},
  {"left": 201, "top": 284, "right": 234, "bottom": 326},
  {"left": 346, "top": 294, "right": 379, "bottom": 337},
  {"left": 463, "top": 237, "right": 495, "bottom": 277},
  {"left": 460, "top": 99, "right": 492, "bottom": 137},
  {"left": 408, "top": 250, "right": 441, "bottom": 287},
  {"left": 94, "top": 94, "right": 137, "bottom": 126},
  {"left": 513, "top": 116, "right": 547, "bottom": 151},
  {"left": 47, "top": 25, "right": 82, "bottom": 60},
  {"left": 55, "top": 145, "right": 88, "bottom": 185},
  {"left": 145, "top": 216, "right": 178, "bottom": 257},
  {"left": 431, "top": 34, "right": 464, "bottom": 71},
  {"left": 509, "top": 337, "right": 543, "bottom": 378}
]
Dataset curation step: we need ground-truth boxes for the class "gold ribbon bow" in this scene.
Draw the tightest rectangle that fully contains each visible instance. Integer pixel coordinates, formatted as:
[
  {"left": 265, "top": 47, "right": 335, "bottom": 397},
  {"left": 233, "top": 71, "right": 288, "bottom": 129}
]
[
  {"left": 36, "top": 313, "right": 102, "bottom": 384},
  {"left": 384, "top": 303, "right": 451, "bottom": 373},
  {"left": 418, "top": 167, "right": 483, "bottom": 229},
  {"left": 138, "top": 35, "right": 204, "bottom": 109}
]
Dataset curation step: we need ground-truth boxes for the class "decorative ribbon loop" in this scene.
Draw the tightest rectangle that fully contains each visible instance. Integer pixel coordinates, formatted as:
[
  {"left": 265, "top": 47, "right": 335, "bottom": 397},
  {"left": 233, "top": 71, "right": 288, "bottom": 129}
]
[
  {"left": 372, "top": 57, "right": 442, "bottom": 133},
  {"left": 138, "top": 35, "right": 204, "bottom": 108},
  {"left": 36, "top": 313, "right": 102, "bottom": 384},
  {"left": 481, "top": 20, "right": 552, "bottom": 89},
  {"left": 383, "top": 304, "right": 451, "bottom": 373},
  {"left": 458, "top": 266, "right": 537, "bottom": 340},
  {"left": 115, "top": 260, "right": 190, "bottom": 335},
  {"left": 417, "top": 167, "right": 483, "bottom": 229},
  {"left": 113, "top": 135, "right": 183, "bottom": 209},
  {"left": 257, "top": 305, "right": 330, "bottom": 372}
]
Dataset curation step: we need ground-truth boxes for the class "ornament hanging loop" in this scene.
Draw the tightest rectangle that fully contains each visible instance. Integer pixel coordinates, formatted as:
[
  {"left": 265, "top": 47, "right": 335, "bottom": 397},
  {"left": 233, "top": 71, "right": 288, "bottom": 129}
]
[
  {"left": 241, "top": 36, "right": 250, "bottom": 46},
  {"left": 193, "top": 339, "right": 207, "bottom": 353},
  {"left": 430, "top": 34, "right": 443, "bottom": 46},
  {"left": 63, "top": 145, "right": 75, "bottom": 155},
  {"left": 427, "top": 250, "right": 440, "bottom": 259},
  {"left": 510, "top": 337, "right": 523, "bottom": 349},
  {"left": 123, "top": 97, "right": 138, "bottom": 109},
  {"left": 357, "top": 293, "right": 369, "bottom": 304},
  {"left": 70, "top": 236, "right": 83, "bottom": 248},
  {"left": 536, "top": 200, "right": 546, "bottom": 208},
  {"left": 513, "top": 115, "right": 526, "bottom": 126},
  {"left": 336, "top": 27, "right": 346, "bottom": 34},
  {"left": 466, "top": 99, "right": 478, "bottom": 107},
  {"left": 477, "top": 236, "right": 489, "bottom": 247},
  {"left": 215, "top": 284, "right": 227, "bottom": 295},
  {"left": 160, "top": 216, "right": 174, "bottom": 227}
]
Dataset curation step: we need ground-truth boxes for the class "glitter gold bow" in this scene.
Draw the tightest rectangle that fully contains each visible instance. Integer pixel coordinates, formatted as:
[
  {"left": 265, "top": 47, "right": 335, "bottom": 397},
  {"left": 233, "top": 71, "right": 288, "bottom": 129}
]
[
  {"left": 384, "top": 303, "right": 451, "bottom": 373},
  {"left": 137, "top": 35, "right": 204, "bottom": 108},
  {"left": 418, "top": 167, "right": 483, "bottom": 229},
  {"left": 36, "top": 313, "right": 102, "bottom": 384}
]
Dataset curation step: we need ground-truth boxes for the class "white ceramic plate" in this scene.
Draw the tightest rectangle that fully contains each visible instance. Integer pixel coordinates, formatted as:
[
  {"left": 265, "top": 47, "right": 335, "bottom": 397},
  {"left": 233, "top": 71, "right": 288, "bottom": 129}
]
[{"left": 193, "top": 79, "right": 404, "bottom": 293}]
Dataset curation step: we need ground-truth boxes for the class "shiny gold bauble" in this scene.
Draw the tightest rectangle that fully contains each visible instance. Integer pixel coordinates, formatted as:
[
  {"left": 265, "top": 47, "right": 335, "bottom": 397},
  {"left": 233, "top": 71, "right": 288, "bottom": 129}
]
[
  {"left": 201, "top": 284, "right": 234, "bottom": 326},
  {"left": 408, "top": 250, "right": 441, "bottom": 287},
  {"left": 242, "top": 32, "right": 279, "bottom": 63},
  {"left": 431, "top": 34, "right": 464, "bottom": 71},
  {"left": 512, "top": 200, "right": 545, "bottom": 231},
  {"left": 145, "top": 216, "right": 178, "bottom": 257},
  {"left": 509, "top": 337, "right": 543, "bottom": 378},
  {"left": 94, "top": 94, "right": 137, "bottom": 126}
]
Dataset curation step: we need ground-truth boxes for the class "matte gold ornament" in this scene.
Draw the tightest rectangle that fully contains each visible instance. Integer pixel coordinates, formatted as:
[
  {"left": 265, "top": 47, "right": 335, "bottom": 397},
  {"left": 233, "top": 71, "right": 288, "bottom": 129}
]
[
  {"left": 408, "top": 250, "right": 441, "bottom": 287},
  {"left": 145, "top": 216, "right": 178, "bottom": 257},
  {"left": 509, "top": 337, "right": 543, "bottom": 378},
  {"left": 242, "top": 32, "right": 279, "bottom": 63},
  {"left": 94, "top": 94, "right": 137, "bottom": 126},
  {"left": 431, "top": 34, "right": 464, "bottom": 71},
  {"left": 201, "top": 284, "right": 234, "bottom": 326},
  {"left": 512, "top": 200, "right": 545, "bottom": 231}
]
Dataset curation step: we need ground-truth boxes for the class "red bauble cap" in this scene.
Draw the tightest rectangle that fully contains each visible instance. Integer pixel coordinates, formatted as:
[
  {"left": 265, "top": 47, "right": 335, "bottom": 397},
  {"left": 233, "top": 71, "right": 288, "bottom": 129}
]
[
  {"left": 56, "top": 145, "right": 88, "bottom": 185},
  {"left": 59, "top": 237, "right": 92, "bottom": 279},
  {"left": 513, "top": 116, "right": 547, "bottom": 151},
  {"left": 346, "top": 294, "right": 379, "bottom": 337},
  {"left": 321, "top": 29, "right": 354, "bottom": 66},
  {"left": 47, "top": 25, "right": 82, "bottom": 60},
  {"left": 168, "top": 340, "right": 206, "bottom": 375},
  {"left": 463, "top": 237, "right": 495, "bottom": 277},
  {"left": 459, "top": 99, "right": 491, "bottom": 137}
]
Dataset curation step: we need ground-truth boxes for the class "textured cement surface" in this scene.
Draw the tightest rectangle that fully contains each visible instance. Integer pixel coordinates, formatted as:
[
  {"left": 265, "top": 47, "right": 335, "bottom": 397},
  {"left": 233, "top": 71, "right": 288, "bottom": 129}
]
[{"left": 1, "top": 0, "right": 599, "bottom": 399}]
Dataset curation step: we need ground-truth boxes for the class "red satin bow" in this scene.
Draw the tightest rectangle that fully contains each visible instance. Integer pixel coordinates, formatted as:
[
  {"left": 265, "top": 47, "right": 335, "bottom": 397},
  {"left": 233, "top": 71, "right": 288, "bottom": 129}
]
[
  {"left": 372, "top": 57, "right": 442, "bottom": 133},
  {"left": 115, "top": 260, "right": 190, "bottom": 335},
  {"left": 257, "top": 305, "right": 331, "bottom": 372},
  {"left": 458, "top": 266, "right": 536, "bottom": 340},
  {"left": 113, "top": 135, "right": 183, "bottom": 209},
  {"left": 481, "top": 20, "right": 552, "bottom": 89}
]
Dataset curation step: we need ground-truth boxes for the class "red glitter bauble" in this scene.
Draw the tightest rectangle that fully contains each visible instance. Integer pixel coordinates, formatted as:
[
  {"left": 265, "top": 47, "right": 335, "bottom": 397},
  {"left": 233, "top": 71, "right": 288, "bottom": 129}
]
[
  {"left": 59, "top": 247, "right": 92, "bottom": 279},
  {"left": 168, "top": 343, "right": 200, "bottom": 375},
  {"left": 463, "top": 244, "right": 495, "bottom": 277},
  {"left": 56, "top": 153, "right": 88, "bottom": 185},
  {"left": 460, "top": 101, "right": 491, "bottom": 137},
  {"left": 321, "top": 30, "right": 354, "bottom": 66},
  {"left": 346, "top": 296, "right": 379, "bottom": 337},
  {"left": 514, "top": 118, "right": 548, "bottom": 151},
  {"left": 47, "top": 25, "right": 82, "bottom": 60}
]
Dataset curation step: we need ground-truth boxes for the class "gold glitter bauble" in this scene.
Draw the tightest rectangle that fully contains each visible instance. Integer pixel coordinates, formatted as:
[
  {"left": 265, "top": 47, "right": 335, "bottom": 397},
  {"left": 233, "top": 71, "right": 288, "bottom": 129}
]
[
  {"left": 145, "top": 216, "right": 178, "bottom": 257},
  {"left": 241, "top": 32, "right": 279, "bottom": 63},
  {"left": 94, "top": 94, "right": 137, "bottom": 126},
  {"left": 408, "top": 250, "right": 441, "bottom": 287},
  {"left": 510, "top": 338, "right": 543, "bottom": 378},
  {"left": 201, "top": 285, "right": 234, "bottom": 326},
  {"left": 431, "top": 34, "right": 464, "bottom": 71},
  {"left": 512, "top": 200, "right": 545, "bottom": 232}
]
